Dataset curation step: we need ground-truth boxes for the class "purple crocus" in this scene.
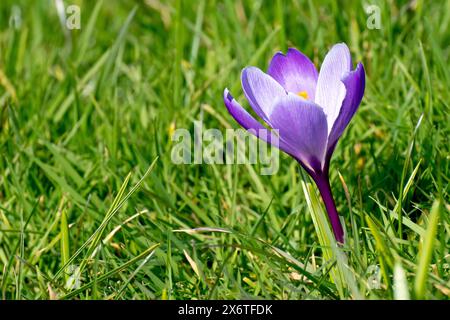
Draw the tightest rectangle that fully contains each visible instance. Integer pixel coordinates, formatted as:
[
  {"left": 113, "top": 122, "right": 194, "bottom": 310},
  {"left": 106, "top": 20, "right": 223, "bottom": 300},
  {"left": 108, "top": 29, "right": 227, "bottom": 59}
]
[{"left": 223, "top": 43, "right": 365, "bottom": 243}]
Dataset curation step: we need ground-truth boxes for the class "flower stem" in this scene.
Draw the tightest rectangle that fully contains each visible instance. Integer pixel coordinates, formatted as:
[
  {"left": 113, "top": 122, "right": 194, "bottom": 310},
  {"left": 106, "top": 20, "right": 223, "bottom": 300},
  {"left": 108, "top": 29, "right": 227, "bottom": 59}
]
[{"left": 313, "top": 173, "right": 344, "bottom": 244}]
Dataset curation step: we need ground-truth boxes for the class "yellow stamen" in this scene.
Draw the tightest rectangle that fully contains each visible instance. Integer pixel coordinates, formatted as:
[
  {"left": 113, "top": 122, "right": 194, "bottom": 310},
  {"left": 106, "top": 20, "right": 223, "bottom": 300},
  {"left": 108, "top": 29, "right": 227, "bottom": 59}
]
[{"left": 297, "top": 91, "right": 309, "bottom": 99}]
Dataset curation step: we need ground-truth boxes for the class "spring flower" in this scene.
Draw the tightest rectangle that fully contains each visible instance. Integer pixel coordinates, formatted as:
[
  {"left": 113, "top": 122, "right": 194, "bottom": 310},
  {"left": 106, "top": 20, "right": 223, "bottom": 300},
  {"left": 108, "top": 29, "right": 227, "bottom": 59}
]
[{"left": 223, "top": 43, "right": 365, "bottom": 243}]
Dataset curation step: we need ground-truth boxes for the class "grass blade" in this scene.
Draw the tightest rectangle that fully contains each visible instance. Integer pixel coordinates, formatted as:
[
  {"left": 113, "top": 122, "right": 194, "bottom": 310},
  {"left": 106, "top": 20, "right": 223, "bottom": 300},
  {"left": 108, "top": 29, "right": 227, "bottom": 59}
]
[
  {"left": 414, "top": 200, "right": 441, "bottom": 299},
  {"left": 60, "top": 205, "right": 70, "bottom": 284}
]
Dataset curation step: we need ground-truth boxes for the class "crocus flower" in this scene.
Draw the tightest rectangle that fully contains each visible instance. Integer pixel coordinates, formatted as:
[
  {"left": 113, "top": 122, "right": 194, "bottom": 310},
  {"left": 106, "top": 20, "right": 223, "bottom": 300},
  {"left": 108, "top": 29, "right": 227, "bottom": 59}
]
[{"left": 223, "top": 43, "right": 365, "bottom": 243}]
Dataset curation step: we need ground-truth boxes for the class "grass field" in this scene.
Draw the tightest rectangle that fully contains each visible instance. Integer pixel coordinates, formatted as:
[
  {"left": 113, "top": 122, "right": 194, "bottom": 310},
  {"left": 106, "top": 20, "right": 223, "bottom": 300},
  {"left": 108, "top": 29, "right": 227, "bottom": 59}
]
[{"left": 0, "top": 0, "right": 448, "bottom": 300}]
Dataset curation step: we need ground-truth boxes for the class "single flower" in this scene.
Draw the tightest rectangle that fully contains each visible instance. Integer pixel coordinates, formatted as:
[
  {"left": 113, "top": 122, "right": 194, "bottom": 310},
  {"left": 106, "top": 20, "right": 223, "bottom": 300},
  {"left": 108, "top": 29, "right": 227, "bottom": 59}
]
[{"left": 223, "top": 43, "right": 365, "bottom": 243}]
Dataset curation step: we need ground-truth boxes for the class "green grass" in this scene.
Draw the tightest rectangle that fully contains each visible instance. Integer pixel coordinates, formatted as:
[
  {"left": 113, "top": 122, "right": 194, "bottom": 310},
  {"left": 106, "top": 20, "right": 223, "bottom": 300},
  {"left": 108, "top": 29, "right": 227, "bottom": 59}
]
[{"left": 0, "top": 0, "right": 449, "bottom": 300}]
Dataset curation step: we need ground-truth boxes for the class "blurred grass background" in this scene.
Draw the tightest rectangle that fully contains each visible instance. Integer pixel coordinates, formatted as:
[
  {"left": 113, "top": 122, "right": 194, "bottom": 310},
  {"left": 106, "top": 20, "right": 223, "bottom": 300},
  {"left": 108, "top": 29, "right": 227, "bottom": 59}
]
[{"left": 0, "top": 0, "right": 448, "bottom": 299}]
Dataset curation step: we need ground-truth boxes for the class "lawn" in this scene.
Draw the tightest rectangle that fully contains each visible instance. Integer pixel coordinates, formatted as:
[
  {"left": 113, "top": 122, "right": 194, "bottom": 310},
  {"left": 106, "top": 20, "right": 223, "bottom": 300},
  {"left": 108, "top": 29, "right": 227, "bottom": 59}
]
[{"left": 0, "top": 0, "right": 448, "bottom": 300}]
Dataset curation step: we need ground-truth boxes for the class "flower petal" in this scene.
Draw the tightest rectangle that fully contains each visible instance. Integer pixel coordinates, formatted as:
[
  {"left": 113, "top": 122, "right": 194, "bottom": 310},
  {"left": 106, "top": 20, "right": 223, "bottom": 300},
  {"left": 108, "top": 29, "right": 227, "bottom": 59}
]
[
  {"left": 327, "top": 63, "right": 365, "bottom": 153},
  {"left": 315, "top": 43, "right": 352, "bottom": 132},
  {"left": 267, "top": 48, "right": 318, "bottom": 100},
  {"left": 268, "top": 94, "right": 328, "bottom": 172},
  {"left": 241, "top": 66, "right": 287, "bottom": 125},
  {"left": 223, "top": 89, "right": 294, "bottom": 153}
]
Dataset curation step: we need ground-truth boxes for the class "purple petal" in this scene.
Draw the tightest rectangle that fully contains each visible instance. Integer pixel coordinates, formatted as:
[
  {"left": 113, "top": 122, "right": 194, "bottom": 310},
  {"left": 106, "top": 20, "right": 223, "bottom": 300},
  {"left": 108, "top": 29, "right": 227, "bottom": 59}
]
[
  {"left": 241, "top": 67, "right": 287, "bottom": 125},
  {"left": 268, "top": 94, "right": 328, "bottom": 172},
  {"left": 327, "top": 63, "right": 365, "bottom": 153},
  {"left": 315, "top": 43, "right": 352, "bottom": 132},
  {"left": 267, "top": 48, "right": 318, "bottom": 100},
  {"left": 223, "top": 89, "right": 295, "bottom": 154}
]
